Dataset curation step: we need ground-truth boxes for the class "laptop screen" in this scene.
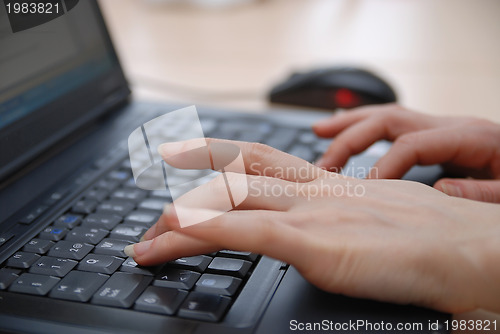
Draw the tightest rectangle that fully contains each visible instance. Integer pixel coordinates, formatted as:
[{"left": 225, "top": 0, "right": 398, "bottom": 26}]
[{"left": 0, "top": 0, "right": 129, "bottom": 181}]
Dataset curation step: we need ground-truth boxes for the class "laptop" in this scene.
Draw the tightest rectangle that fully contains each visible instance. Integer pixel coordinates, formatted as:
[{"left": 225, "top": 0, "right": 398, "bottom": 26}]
[{"left": 0, "top": 1, "right": 450, "bottom": 333}]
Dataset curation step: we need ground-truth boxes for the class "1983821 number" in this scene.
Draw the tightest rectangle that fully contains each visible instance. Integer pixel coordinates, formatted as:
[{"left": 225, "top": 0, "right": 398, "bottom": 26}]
[
  {"left": 6, "top": 2, "right": 60, "bottom": 14},
  {"left": 444, "top": 320, "right": 497, "bottom": 331}
]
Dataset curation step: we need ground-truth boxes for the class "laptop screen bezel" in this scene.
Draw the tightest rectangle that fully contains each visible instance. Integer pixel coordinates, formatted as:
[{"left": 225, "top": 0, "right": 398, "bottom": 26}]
[{"left": 0, "top": 0, "right": 130, "bottom": 183}]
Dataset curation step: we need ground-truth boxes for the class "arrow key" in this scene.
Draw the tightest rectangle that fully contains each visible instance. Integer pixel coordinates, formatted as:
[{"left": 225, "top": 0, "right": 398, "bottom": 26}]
[{"left": 153, "top": 267, "right": 200, "bottom": 290}]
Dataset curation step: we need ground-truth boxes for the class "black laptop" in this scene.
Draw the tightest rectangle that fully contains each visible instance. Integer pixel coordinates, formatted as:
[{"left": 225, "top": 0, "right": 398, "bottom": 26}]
[{"left": 0, "top": 1, "right": 450, "bottom": 333}]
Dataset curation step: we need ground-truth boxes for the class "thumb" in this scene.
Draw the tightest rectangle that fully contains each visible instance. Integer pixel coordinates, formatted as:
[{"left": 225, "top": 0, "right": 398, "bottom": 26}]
[{"left": 434, "top": 178, "right": 500, "bottom": 203}]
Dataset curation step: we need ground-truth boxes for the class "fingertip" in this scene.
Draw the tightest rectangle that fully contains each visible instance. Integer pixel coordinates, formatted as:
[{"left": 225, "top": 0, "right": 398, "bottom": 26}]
[
  {"left": 124, "top": 239, "right": 153, "bottom": 259},
  {"left": 314, "top": 157, "right": 326, "bottom": 168},
  {"left": 157, "top": 143, "right": 167, "bottom": 157},
  {"left": 434, "top": 180, "right": 464, "bottom": 198},
  {"left": 312, "top": 117, "right": 332, "bottom": 129},
  {"left": 123, "top": 244, "right": 136, "bottom": 258}
]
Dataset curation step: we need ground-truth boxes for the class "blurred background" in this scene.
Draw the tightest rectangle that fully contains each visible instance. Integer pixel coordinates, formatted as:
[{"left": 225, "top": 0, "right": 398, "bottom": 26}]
[{"left": 99, "top": 0, "right": 500, "bottom": 120}]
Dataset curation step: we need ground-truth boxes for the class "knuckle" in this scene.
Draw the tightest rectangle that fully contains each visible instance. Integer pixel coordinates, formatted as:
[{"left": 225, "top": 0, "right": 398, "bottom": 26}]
[
  {"left": 473, "top": 182, "right": 499, "bottom": 203},
  {"left": 257, "top": 218, "right": 281, "bottom": 245},
  {"left": 248, "top": 142, "right": 275, "bottom": 159},
  {"left": 245, "top": 142, "right": 276, "bottom": 172}
]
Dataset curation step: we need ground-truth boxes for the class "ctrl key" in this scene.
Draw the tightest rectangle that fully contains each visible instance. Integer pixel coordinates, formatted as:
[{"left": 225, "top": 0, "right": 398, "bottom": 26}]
[
  {"left": 178, "top": 292, "right": 231, "bottom": 322},
  {"left": 9, "top": 273, "right": 60, "bottom": 295}
]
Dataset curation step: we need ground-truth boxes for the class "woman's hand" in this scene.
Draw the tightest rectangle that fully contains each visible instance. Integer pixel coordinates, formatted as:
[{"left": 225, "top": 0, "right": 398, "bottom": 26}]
[
  {"left": 313, "top": 104, "right": 500, "bottom": 203},
  {"left": 125, "top": 139, "right": 500, "bottom": 314}
]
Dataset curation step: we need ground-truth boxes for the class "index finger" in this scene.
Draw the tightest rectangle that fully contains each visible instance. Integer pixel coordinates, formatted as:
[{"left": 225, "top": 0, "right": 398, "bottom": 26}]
[{"left": 158, "top": 138, "right": 340, "bottom": 182}]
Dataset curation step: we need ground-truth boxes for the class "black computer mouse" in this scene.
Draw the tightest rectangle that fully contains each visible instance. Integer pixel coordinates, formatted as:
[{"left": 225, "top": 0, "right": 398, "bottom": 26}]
[{"left": 268, "top": 66, "right": 397, "bottom": 110}]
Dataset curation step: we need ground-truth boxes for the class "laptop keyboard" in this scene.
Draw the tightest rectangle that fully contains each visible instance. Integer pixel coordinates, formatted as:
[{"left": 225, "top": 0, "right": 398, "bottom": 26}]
[{"left": 0, "top": 115, "right": 330, "bottom": 323}]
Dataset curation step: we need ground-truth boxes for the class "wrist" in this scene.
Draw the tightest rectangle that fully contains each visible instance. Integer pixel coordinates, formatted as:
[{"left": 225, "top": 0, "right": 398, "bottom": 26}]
[{"left": 459, "top": 201, "right": 500, "bottom": 312}]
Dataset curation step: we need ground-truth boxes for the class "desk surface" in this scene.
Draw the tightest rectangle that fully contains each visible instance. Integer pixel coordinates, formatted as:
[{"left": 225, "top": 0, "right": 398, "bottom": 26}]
[
  {"left": 100, "top": 0, "right": 500, "bottom": 122},
  {"left": 99, "top": 0, "right": 500, "bottom": 330}
]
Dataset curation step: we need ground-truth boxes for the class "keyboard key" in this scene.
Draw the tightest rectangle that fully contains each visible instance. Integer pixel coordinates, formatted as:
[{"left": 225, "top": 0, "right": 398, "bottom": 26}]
[
  {"left": 121, "top": 159, "right": 132, "bottom": 170},
  {"left": 217, "top": 250, "right": 258, "bottom": 262},
  {"left": 0, "top": 268, "right": 20, "bottom": 290},
  {"left": 111, "top": 189, "right": 147, "bottom": 203},
  {"left": 135, "top": 286, "right": 188, "bottom": 315},
  {"left": 149, "top": 189, "right": 172, "bottom": 200},
  {"left": 237, "top": 131, "right": 266, "bottom": 143},
  {"left": 154, "top": 268, "right": 200, "bottom": 290},
  {"left": 266, "top": 128, "right": 298, "bottom": 151},
  {"left": 122, "top": 177, "right": 137, "bottom": 188},
  {"left": 84, "top": 188, "right": 109, "bottom": 202},
  {"left": 95, "top": 179, "right": 120, "bottom": 192},
  {"left": 218, "top": 120, "right": 271, "bottom": 134},
  {"left": 19, "top": 205, "right": 48, "bottom": 224},
  {"left": 92, "top": 272, "right": 152, "bottom": 308},
  {"left": 120, "top": 257, "right": 159, "bottom": 276},
  {"left": 78, "top": 254, "right": 124, "bottom": 274},
  {"left": 199, "top": 118, "right": 217, "bottom": 134},
  {"left": 7, "top": 252, "right": 41, "bottom": 269},
  {"left": 48, "top": 241, "right": 93, "bottom": 260},
  {"left": 29, "top": 256, "right": 77, "bottom": 277},
  {"left": 38, "top": 226, "right": 68, "bottom": 241},
  {"left": 23, "top": 239, "right": 55, "bottom": 254},
  {"left": 72, "top": 199, "right": 98, "bottom": 214},
  {"left": 288, "top": 144, "right": 315, "bottom": 162},
  {"left": 124, "top": 211, "right": 159, "bottom": 227},
  {"left": 44, "top": 187, "right": 70, "bottom": 206},
  {"left": 178, "top": 292, "right": 231, "bottom": 322},
  {"left": 0, "top": 233, "right": 14, "bottom": 247},
  {"left": 207, "top": 257, "right": 252, "bottom": 278},
  {"left": 212, "top": 129, "right": 236, "bottom": 140},
  {"left": 298, "top": 132, "right": 318, "bottom": 145},
  {"left": 53, "top": 214, "right": 83, "bottom": 229},
  {"left": 50, "top": 271, "right": 109, "bottom": 302},
  {"left": 137, "top": 199, "right": 166, "bottom": 212},
  {"left": 110, "top": 224, "right": 147, "bottom": 242},
  {"left": 195, "top": 274, "right": 242, "bottom": 296},
  {"left": 9, "top": 273, "right": 60, "bottom": 295},
  {"left": 65, "top": 226, "right": 108, "bottom": 244},
  {"left": 83, "top": 213, "right": 122, "bottom": 230},
  {"left": 108, "top": 170, "right": 130, "bottom": 181},
  {"left": 314, "top": 138, "right": 331, "bottom": 154},
  {"left": 170, "top": 255, "right": 212, "bottom": 272},
  {"left": 94, "top": 238, "right": 133, "bottom": 257},
  {"left": 97, "top": 200, "right": 135, "bottom": 216}
]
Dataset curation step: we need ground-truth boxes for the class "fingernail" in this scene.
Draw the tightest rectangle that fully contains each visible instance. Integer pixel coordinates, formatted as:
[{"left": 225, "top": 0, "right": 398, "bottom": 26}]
[
  {"left": 123, "top": 244, "right": 136, "bottom": 258},
  {"left": 312, "top": 118, "right": 329, "bottom": 127},
  {"left": 124, "top": 239, "right": 153, "bottom": 258},
  {"left": 139, "top": 235, "right": 147, "bottom": 242},
  {"left": 441, "top": 182, "right": 463, "bottom": 198},
  {"left": 157, "top": 142, "right": 184, "bottom": 158},
  {"left": 163, "top": 203, "right": 172, "bottom": 216}
]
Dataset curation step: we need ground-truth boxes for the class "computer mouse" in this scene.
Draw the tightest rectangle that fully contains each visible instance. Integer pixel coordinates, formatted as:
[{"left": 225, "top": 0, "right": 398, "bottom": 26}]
[{"left": 268, "top": 66, "right": 397, "bottom": 110}]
